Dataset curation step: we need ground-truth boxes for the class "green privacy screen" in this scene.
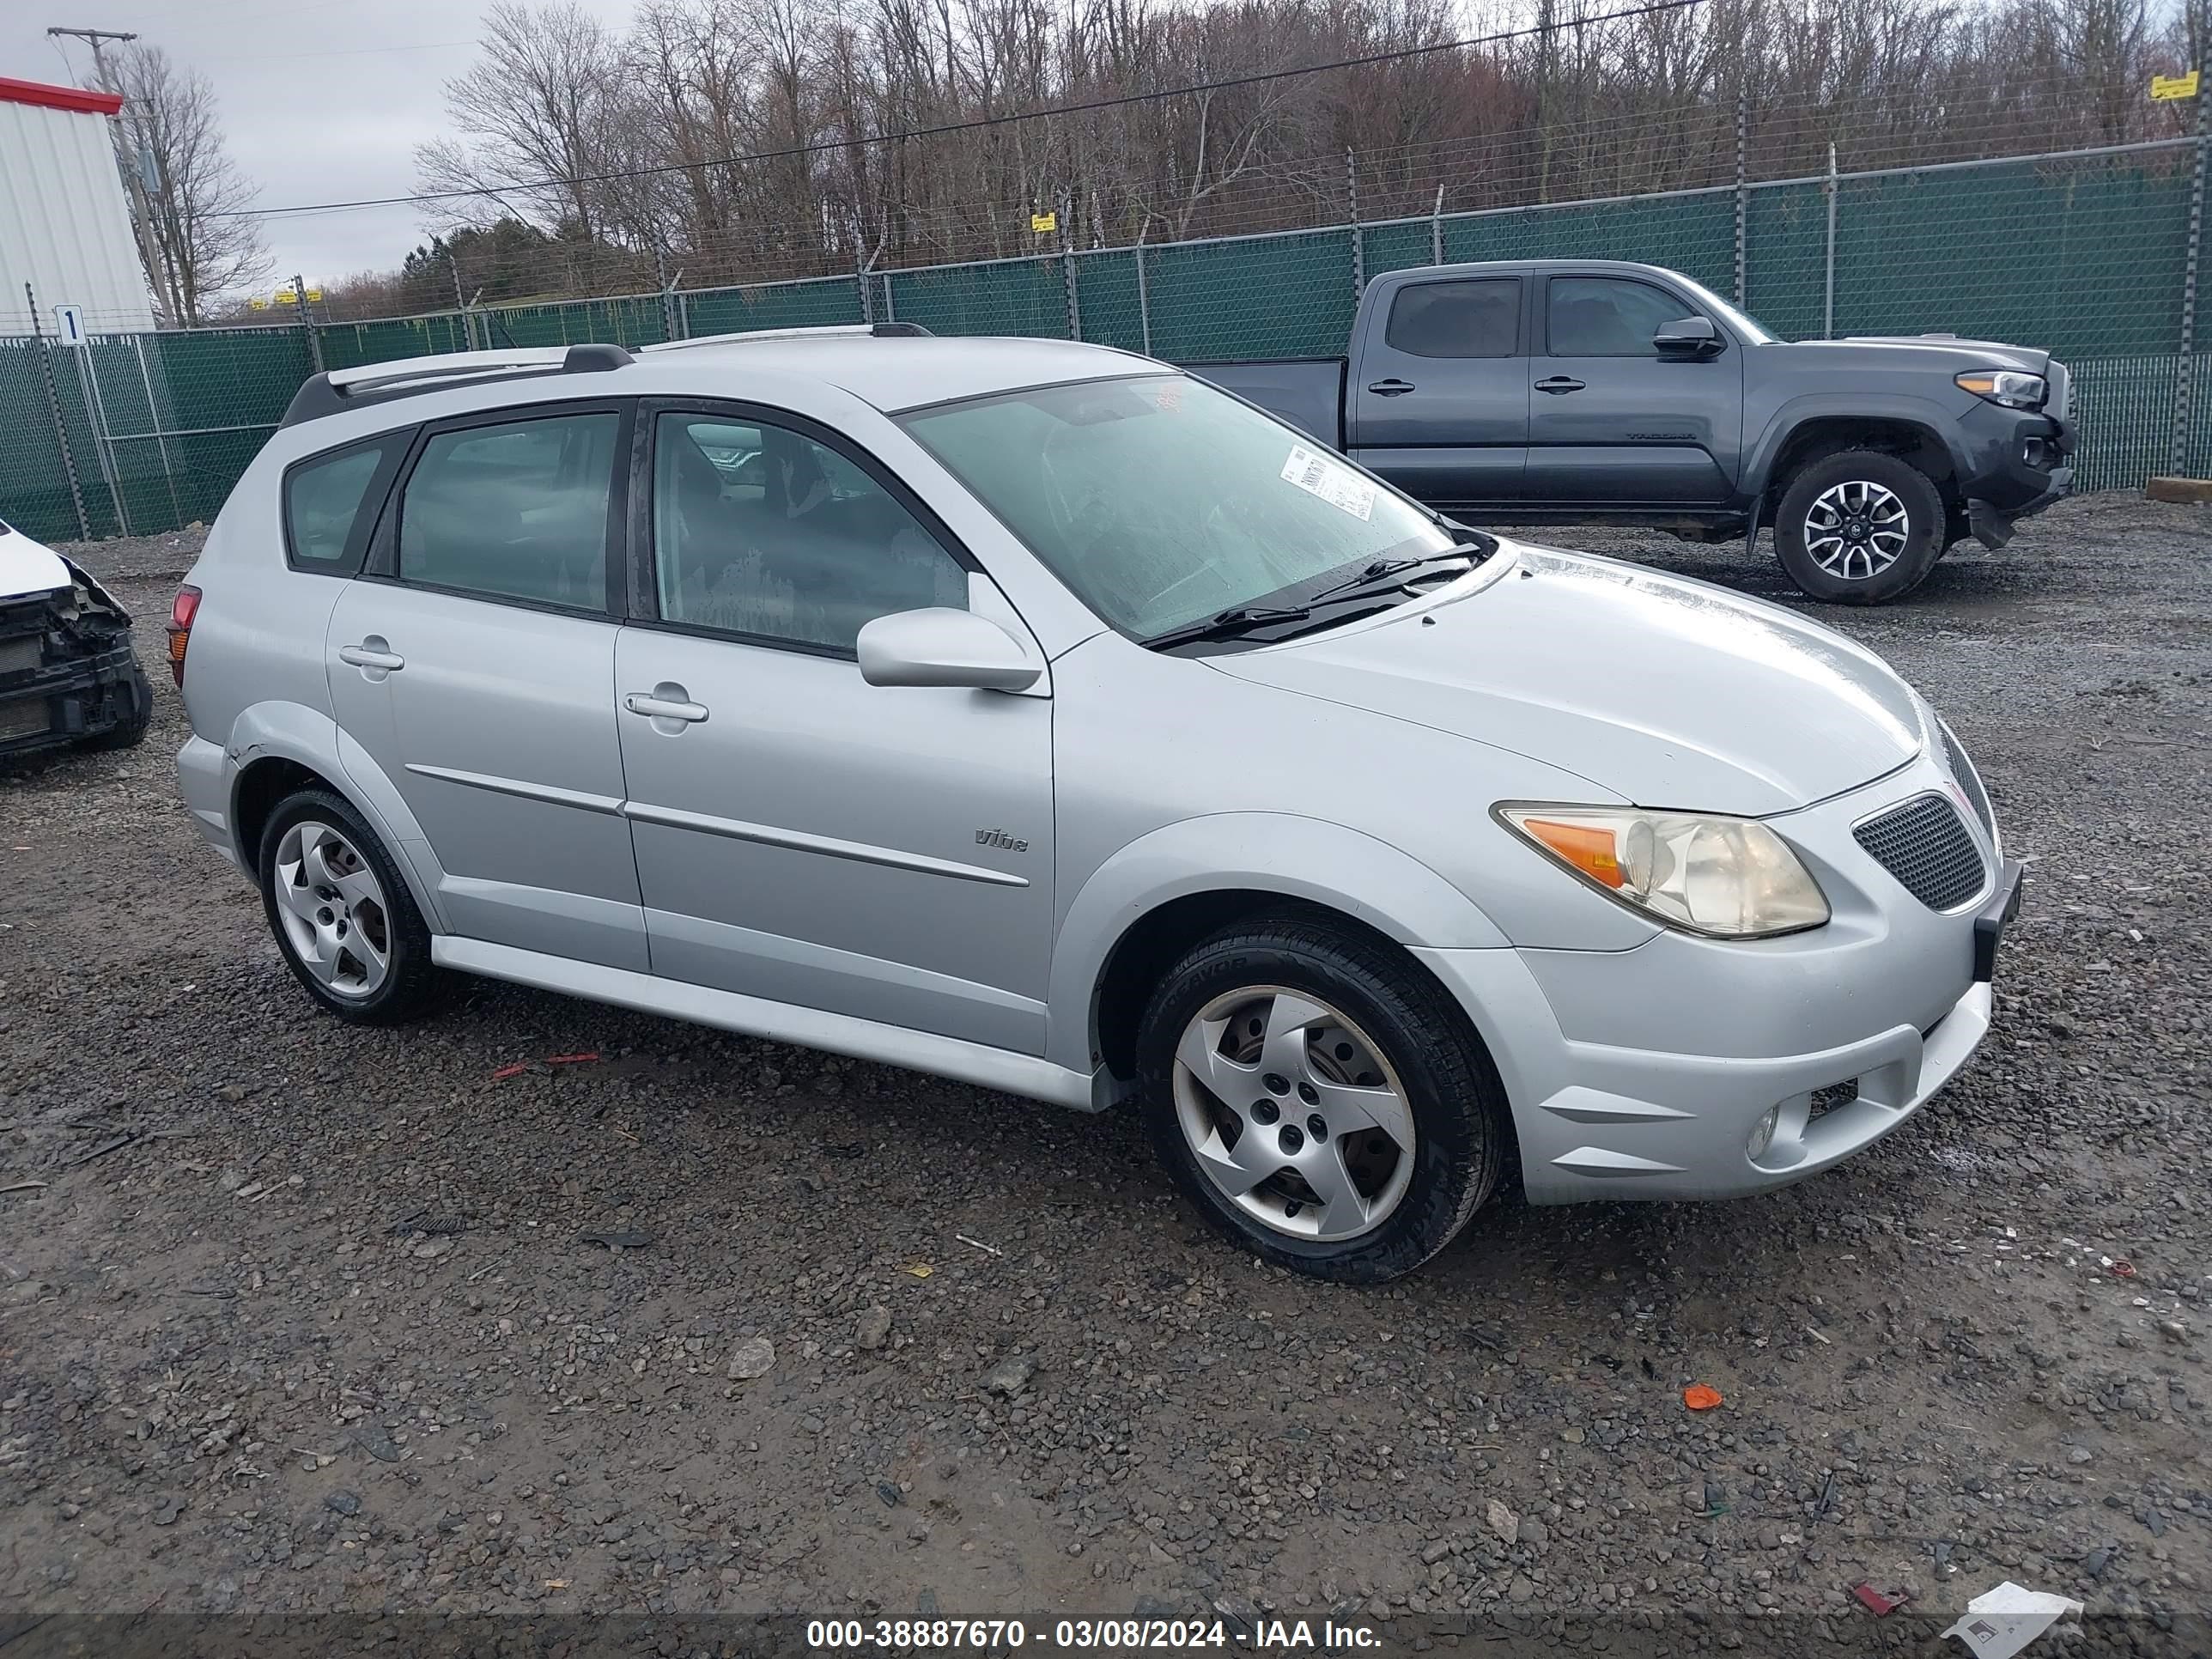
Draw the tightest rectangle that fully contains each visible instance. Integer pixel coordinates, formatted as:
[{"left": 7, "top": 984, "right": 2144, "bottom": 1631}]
[{"left": 3, "top": 145, "right": 2201, "bottom": 538}]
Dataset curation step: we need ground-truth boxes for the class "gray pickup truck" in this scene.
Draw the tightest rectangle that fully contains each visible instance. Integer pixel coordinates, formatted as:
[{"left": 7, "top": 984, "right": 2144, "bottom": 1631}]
[{"left": 1188, "top": 259, "right": 2075, "bottom": 604}]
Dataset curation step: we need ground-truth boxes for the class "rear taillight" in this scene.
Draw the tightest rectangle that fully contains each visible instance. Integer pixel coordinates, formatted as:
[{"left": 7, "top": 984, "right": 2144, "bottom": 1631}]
[{"left": 168, "top": 585, "right": 201, "bottom": 688}]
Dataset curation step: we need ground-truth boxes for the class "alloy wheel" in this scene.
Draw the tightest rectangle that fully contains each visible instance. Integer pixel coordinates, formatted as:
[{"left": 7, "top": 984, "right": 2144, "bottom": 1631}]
[
  {"left": 1803, "top": 479, "right": 1911, "bottom": 580},
  {"left": 1171, "top": 985, "right": 1416, "bottom": 1242},
  {"left": 270, "top": 820, "right": 392, "bottom": 999}
]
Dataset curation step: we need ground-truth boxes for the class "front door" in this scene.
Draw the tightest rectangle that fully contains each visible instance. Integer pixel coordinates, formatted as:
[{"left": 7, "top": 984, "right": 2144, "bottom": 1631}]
[
  {"left": 1522, "top": 273, "right": 1741, "bottom": 505},
  {"left": 612, "top": 405, "right": 1055, "bottom": 1054},
  {"left": 326, "top": 402, "right": 647, "bottom": 971},
  {"left": 1348, "top": 274, "right": 1528, "bottom": 508}
]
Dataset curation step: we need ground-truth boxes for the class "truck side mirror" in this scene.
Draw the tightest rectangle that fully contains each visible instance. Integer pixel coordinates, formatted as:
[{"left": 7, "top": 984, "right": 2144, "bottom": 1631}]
[{"left": 1655, "top": 316, "right": 1723, "bottom": 359}]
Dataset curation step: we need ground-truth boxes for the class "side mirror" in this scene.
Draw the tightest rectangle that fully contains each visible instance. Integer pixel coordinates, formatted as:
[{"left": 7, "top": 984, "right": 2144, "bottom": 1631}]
[
  {"left": 1654, "top": 315, "right": 1723, "bottom": 358},
  {"left": 856, "top": 608, "right": 1042, "bottom": 692}
]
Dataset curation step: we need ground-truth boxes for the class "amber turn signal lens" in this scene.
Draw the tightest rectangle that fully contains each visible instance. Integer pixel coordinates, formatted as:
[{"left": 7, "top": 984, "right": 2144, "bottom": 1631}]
[{"left": 1517, "top": 817, "right": 1627, "bottom": 888}]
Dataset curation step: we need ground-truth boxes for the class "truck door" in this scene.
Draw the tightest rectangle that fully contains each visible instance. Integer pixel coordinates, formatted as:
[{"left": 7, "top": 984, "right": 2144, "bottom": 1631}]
[
  {"left": 1347, "top": 276, "right": 1528, "bottom": 511},
  {"left": 1523, "top": 273, "right": 1741, "bottom": 505}
]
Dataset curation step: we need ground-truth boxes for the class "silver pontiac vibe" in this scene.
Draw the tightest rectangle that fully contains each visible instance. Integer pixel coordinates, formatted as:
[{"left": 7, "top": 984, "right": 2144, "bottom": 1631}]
[{"left": 173, "top": 330, "right": 2021, "bottom": 1282}]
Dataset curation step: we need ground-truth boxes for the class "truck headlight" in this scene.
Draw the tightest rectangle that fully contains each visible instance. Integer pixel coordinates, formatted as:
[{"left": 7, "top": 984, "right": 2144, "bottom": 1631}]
[
  {"left": 1496, "top": 805, "right": 1831, "bottom": 939},
  {"left": 1954, "top": 370, "right": 2046, "bottom": 410}
]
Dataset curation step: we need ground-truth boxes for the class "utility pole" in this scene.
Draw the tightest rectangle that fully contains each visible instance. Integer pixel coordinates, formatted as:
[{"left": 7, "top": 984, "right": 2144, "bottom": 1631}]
[{"left": 48, "top": 26, "right": 174, "bottom": 326}]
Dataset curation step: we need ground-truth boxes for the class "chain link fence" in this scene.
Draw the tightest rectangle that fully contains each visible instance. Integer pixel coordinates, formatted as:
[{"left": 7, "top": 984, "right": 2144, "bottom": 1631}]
[{"left": 0, "top": 134, "right": 2198, "bottom": 543}]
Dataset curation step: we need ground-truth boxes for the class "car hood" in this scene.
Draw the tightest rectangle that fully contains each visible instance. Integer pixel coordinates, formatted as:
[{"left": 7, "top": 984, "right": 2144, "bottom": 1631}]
[
  {"left": 1210, "top": 544, "right": 1927, "bottom": 817},
  {"left": 1791, "top": 336, "right": 2053, "bottom": 374},
  {"left": 0, "top": 526, "right": 71, "bottom": 603}
]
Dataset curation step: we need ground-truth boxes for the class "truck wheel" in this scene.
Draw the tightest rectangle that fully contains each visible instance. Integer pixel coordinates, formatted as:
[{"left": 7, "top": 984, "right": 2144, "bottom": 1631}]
[
  {"left": 1135, "top": 916, "right": 1509, "bottom": 1284},
  {"left": 1774, "top": 451, "right": 1944, "bottom": 604}
]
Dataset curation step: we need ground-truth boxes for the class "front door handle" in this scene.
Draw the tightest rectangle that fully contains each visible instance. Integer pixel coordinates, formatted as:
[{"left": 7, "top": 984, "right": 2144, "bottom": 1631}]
[
  {"left": 337, "top": 641, "right": 404, "bottom": 672},
  {"left": 1534, "top": 376, "right": 1586, "bottom": 395},
  {"left": 623, "top": 687, "right": 709, "bottom": 725},
  {"left": 1366, "top": 379, "right": 1417, "bottom": 396}
]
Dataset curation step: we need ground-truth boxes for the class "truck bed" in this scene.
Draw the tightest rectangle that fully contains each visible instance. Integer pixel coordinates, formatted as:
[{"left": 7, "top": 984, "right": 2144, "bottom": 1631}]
[{"left": 1182, "top": 358, "right": 1346, "bottom": 450}]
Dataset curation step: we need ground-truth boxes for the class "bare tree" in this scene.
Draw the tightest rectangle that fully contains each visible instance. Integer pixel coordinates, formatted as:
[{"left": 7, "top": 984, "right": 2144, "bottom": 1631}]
[
  {"left": 106, "top": 45, "right": 269, "bottom": 326},
  {"left": 389, "top": 0, "right": 2192, "bottom": 301}
]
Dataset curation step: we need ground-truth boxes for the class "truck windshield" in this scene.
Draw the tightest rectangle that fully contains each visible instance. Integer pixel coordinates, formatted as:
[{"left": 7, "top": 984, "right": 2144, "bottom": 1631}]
[
  {"left": 1674, "top": 275, "right": 1779, "bottom": 344},
  {"left": 898, "top": 374, "right": 1459, "bottom": 640}
]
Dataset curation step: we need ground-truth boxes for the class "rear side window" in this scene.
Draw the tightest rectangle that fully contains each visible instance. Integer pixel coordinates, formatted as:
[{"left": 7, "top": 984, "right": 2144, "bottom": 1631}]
[
  {"left": 283, "top": 438, "right": 402, "bottom": 574},
  {"left": 397, "top": 411, "right": 620, "bottom": 611},
  {"left": 1384, "top": 279, "right": 1521, "bottom": 358}
]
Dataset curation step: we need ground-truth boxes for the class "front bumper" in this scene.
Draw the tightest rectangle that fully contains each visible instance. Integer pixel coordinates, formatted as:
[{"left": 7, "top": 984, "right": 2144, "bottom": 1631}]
[
  {"left": 0, "top": 635, "right": 150, "bottom": 761},
  {"left": 1958, "top": 392, "right": 2076, "bottom": 547},
  {"left": 1419, "top": 749, "right": 2014, "bottom": 1205}
]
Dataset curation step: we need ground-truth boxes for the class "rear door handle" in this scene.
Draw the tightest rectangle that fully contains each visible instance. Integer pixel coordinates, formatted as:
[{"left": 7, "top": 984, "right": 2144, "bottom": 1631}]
[
  {"left": 337, "top": 641, "right": 404, "bottom": 672},
  {"left": 1534, "top": 376, "right": 1586, "bottom": 394},
  {"left": 624, "top": 690, "right": 709, "bottom": 725},
  {"left": 1366, "top": 379, "right": 1416, "bottom": 396}
]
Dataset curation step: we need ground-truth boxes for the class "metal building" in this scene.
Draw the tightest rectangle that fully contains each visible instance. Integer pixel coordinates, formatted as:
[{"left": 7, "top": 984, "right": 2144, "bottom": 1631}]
[{"left": 0, "top": 76, "right": 155, "bottom": 337}]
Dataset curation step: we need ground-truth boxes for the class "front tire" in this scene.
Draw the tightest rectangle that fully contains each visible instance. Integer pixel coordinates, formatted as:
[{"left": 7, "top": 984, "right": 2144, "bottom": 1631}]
[
  {"left": 258, "top": 787, "right": 442, "bottom": 1024},
  {"left": 1773, "top": 450, "right": 1945, "bottom": 604},
  {"left": 1136, "top": 917, "right": 1509, "bottom": 1284},
  {"left": 78, "top": 664, "right": 153, "bottom": 751}
]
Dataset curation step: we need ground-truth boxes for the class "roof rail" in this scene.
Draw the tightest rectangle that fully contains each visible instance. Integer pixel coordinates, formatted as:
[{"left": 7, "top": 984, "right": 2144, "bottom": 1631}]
[
  {"left": 280, "top": 342, "right": 634, "bottom": 428},
  {"left": 640, "top": 321, "right": 933, "bottom": 353}
]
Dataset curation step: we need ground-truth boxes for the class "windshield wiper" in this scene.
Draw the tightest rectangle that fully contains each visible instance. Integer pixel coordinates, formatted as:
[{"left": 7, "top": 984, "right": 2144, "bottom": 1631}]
[
  {"left": 1142, "top": 604, "right": 1312, "bottom": 650},
  {"left": 1304, "top": 542, "right": 1488, "bottom": 605}
]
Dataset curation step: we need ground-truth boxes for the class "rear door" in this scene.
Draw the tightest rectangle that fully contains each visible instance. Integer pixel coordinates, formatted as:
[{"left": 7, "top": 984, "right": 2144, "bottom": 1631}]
[
  {"left": 1346, "top": 275, "right": 1528, "bottom": 508},
  {"left": 1523, "top": 272, "right": 1741, "bottom": 505},
  {"left": 325, "top": 401, "right": 647, "bottom": 971}
]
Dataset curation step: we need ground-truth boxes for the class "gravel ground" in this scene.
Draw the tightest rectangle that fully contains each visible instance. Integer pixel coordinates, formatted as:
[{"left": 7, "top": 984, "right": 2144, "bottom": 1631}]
[{"left": 3, "top": 496, "right": 2210, "bottom": 1656}]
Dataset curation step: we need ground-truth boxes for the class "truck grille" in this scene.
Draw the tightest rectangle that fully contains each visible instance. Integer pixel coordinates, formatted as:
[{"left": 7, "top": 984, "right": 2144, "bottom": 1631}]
[{"left": 1854, "top": 793, "right": 1986, "bottom": 910}]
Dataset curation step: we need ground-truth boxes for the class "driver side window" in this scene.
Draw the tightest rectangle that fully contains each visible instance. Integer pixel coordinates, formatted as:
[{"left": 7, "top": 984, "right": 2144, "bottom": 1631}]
[
  {"left": 1547, "top": 277, "right": 1701, "bottom": 357},
  {"left": 651, "top": 412, "right": 967, "bottom": 653}
]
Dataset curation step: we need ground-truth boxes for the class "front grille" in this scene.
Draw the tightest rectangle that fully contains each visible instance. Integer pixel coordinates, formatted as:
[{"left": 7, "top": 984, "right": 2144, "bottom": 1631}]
[
  {"left": 1854, "top": 793, "right": 1986, "bottom": 910},
  {"left": 0, "top": 635, "right": 40, "bottom": 678},
  {"left": 1937, "top": 722, "right": 1996, "bottom": 841},
  {"left": 0, "top": 696, "right": 50, "bottom": 742}
]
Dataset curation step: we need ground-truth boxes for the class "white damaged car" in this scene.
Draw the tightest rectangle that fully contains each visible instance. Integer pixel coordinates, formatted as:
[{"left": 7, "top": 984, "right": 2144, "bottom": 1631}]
[{"left": 0, "top": 519, "right": 153, "bottom": 763}]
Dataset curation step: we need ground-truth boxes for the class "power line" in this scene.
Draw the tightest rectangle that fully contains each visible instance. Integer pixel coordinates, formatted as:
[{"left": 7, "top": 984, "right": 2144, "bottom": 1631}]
[
  {"left": 223, "top": 0, "right": 1706, "bottom": 219},
  {"left": 207, "top": 39, "right": 473, "bottom": 63}
]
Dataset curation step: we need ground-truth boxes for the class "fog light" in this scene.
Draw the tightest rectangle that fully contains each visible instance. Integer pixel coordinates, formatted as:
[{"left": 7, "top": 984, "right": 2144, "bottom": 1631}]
[{"left": 1747, "top": 1106, "right": 1781, "bottom": 1160}]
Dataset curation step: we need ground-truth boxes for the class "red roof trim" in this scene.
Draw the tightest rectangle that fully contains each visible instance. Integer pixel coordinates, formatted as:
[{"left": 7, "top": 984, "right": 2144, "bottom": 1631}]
[{"left": 0, "top": 76, "right": 124, "bottom": 116}]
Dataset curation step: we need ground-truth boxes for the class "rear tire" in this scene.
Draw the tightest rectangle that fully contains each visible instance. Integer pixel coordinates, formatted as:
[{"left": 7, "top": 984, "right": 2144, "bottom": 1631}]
[
  {"left": 1136, "top": 917, "right": 1508, "bottom": 1284},
  {"left": 258, "top": 787, "right": 443, "bottom": 1024},
  {"left": 1773, "top": 450, "right": 1944, "bottom": 604}
]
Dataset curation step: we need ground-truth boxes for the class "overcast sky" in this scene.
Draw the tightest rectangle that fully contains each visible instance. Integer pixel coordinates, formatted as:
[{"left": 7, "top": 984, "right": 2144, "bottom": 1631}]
[{"left": 3, "top": 0, "right": 634, "bottom": 294}]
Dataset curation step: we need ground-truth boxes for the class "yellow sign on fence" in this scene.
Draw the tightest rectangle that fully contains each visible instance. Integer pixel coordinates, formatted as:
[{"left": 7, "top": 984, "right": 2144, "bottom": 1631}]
[
  {"left": 1030, "top": 210, "right": 1058, "bottom": 234},
  {"left": 2152, "top": 69, "right": 2200, "bottom": 100}
]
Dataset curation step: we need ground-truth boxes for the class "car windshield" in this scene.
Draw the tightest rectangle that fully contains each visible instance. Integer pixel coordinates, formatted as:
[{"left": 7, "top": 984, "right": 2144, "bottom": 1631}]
[{"left": 898, "top": 374, "right": 1460, "bottom": 639}]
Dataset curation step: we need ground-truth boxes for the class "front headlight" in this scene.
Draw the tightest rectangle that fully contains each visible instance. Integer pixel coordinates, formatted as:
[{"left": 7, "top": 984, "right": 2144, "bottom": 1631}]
[
  {"left": 1496, "top": 805, "right": 1831, "bottom": 939},
  {"left": 1954, "top": 369, "right": 2046, "bottom": 410}
]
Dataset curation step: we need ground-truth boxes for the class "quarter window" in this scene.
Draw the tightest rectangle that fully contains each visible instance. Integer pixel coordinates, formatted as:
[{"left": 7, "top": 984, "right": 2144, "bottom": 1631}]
[
  {"left": 1547, "top": 277, "right": 1703, "bottom": 356},
  {"left": 1383, "top": 279, "right": 1520, "bottom": 358},
  {"left": 398, "top": 411, "right": 620, "bottom": 611},
  {"left": 284, "top": 438, "right": 400, "bottom": 574},
  {"left": 652, "top": 412, "right": 966, "bottom": 653}
]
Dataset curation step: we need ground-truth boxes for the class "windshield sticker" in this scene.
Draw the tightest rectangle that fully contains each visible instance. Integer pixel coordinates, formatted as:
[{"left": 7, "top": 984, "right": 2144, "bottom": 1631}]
[{"left": 1280, "top": 445, "right": 1376, "bottom": 521}]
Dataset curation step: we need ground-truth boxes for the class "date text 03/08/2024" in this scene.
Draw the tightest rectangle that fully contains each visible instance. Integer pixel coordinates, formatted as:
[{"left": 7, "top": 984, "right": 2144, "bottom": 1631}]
[{"left": 805, "top": 1616, "right": 1385, "bottom": 1650}]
